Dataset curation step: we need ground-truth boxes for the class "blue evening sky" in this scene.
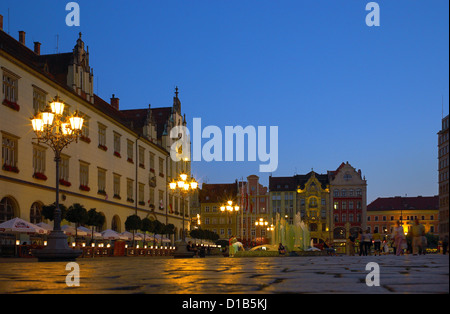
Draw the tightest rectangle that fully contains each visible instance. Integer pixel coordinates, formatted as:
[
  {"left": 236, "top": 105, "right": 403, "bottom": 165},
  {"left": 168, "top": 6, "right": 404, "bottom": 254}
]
[{"left": 1, "top": 0, "right": 448, "bottom": 203}]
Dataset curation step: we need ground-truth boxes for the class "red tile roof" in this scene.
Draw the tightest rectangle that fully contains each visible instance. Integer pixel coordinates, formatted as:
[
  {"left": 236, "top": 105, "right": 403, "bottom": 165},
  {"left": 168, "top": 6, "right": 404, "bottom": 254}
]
[
  {"left": 199, "top": 183, "right": 238, "bottom": 203},
  {"left": 367, "top": 196, "right": 438, "bottom": 211}
]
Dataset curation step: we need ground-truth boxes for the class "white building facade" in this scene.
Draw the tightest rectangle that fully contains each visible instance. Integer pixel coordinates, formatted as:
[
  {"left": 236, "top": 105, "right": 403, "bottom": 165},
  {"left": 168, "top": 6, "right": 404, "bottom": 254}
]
[{"left": 0, "top": 25, "right": 191, "bottom": 241}]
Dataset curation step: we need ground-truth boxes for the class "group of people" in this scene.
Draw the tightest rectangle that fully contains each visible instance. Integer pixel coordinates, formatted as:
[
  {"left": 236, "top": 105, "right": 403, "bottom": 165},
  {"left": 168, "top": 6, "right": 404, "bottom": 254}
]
[
  {"left": 186, "top": 241, "right": 207, "bottom": 258},
  {"left": 347, "top": 218, "right": 430, "bottom": 256}
]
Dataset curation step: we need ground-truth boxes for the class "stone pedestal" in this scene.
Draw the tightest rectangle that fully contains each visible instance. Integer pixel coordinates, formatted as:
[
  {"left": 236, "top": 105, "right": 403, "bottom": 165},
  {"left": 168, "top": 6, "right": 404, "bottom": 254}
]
[
  {"left": 32, "top": 230, "right": 82, "bottom": 262},
  {"left": 173, "top": 240, "right": 194, "bottom": 258}
]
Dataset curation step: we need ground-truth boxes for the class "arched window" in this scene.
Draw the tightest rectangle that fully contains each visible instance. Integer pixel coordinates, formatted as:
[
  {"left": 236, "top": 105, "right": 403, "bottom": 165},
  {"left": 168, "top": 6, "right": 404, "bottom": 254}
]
[
  {"left": 0, "top": 197, "right": 16, "bottom": 222},
  {"left": 30, "top": 202, "right": 42, "bottom": 224},
  {"left": 111, "top": 215, "right": 121, "bottom": 232}
]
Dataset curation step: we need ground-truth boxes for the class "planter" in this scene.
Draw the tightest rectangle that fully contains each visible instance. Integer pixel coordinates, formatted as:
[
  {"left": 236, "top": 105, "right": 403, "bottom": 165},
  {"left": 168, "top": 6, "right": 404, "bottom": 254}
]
[
  {"left": 2, "top": 164, "right": 19, "bottom": 173},
  {"left": 59, "top": 179, "right": 72, "bottom": 187},
  {"left": 79, "top": 185, "right": 91, "bottom": 192},
  {"left": 2, "top": 99, "right": 20, "bottom": 111},
  {"left": 33, "top": 172, "right": 47, "bottom": 181}
]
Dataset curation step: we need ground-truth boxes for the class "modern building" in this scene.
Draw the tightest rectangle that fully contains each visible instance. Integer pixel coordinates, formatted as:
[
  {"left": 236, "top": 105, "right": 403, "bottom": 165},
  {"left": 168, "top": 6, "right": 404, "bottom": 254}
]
[
  {"left": 0, "top": 18, "right": 191, "bottom": 244},
  {"left": 269, "top": 162, "right": 367, "bottom": 251},
  {"left": 367, "top": 195, "right": 439, "bottom": 236},
  {"left": 438, "top": 114, "right": 449, "bottom": 240}
]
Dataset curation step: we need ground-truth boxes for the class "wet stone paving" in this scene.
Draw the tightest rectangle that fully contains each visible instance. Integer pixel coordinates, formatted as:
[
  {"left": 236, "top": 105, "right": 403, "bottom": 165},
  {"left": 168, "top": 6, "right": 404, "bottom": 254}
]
[{"left": 0, "top": 254, "right": 448, "bottom": 294}]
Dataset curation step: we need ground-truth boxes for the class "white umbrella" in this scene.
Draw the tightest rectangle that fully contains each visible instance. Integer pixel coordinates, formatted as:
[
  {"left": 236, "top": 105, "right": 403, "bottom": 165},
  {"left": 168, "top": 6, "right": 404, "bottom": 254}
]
[
  {"left": 36, "top": 222, "right": 53, "bottom": 232},
  {"left": 155, "top": 234, "right": 171, "bottom": 243},
  {"left": 0, "top": 217, "right": 47, "bottom": 234},
  {"left": 101, "top": 229, "right": 127, "bottom": 240},
  {"left": 136, "top": 232, "right": 154, "bottom": 241},
  {"left": 78, "top": 226, "right": 102, "bottom": 239},
  {"left": 61, "top": 225, "right": 88, "bottom": 236},
  {"left": 120, "top": 231, "right": 143, "bottom": 241}
]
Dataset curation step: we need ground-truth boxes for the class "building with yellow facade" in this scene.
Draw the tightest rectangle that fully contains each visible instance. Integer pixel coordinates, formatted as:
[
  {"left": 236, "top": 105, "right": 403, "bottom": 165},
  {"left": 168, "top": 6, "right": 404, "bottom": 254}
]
[
  {"left": 0, "top": 21, "right": 191, "bottom": 244},
  {"left": 367, "top": 196, "right": 439, "bottom": 236},
  {"left": 269, "top": 162, "right": 367, "bottom": 252},
  {"left": 198, "top": 182, "right": 238, "bottom": 240}
]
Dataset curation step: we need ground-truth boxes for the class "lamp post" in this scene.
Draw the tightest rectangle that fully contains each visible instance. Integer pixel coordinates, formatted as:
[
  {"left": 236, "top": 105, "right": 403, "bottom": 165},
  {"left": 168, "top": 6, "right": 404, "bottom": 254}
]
[
  {"left": 220, "top": 200, "right": 240, "bottom": 239},
  {"left": 30, "top": 96, "right": 84, "bottom": 261},
  {"left": 255, "top": 218, "right": 268, "bottom": 246},
  {"left": 169, "top": 173, "right": 198, "bottom": 258}
]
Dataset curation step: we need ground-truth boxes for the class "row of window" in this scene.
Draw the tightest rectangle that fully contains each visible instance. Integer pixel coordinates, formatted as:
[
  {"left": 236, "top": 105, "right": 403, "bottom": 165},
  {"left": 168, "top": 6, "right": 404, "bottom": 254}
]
[
  {"left": 367, "top": 215, "right": 436, "bottom": 222},
  {"left": 368, "top": 225, "right": 436, "bottom": 234},
  {"left": 203, "top": 205, "right": 268, "bottom": 213},
  {"left": 2, "top": 134, "right": 194, "bottom": 213},
  {"left": 334, "top": 213, "right": 362, "bottom": 223},
  {"left": 1, "top": 67, "right": 190, "bottom": 181},
  {"left": 206, "top": 228, "right": 267, "bottom": 238},
  {"left": 333, "top": 200, "right": 362, "bottom": 210},
  {"left": 333, "top": 188, "right": 363, "bottom": 197},
  {"left": 438, "top": 144, "right": 449, "bottom": 158}
]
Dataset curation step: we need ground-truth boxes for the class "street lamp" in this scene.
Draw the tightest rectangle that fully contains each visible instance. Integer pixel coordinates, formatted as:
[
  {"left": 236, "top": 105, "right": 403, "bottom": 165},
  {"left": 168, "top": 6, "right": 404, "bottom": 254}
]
[
  {"left": 255, "top": 218, "right": 268, "bottom": 245},
  {"left": 30, "top": 95, "right": 84, "bottom": 261},
  {"left": 220, "top": 200, "right": 240, "bottom": 239},
  {"left": 169, "top": 173, "right": 198, "bottom": 258}
]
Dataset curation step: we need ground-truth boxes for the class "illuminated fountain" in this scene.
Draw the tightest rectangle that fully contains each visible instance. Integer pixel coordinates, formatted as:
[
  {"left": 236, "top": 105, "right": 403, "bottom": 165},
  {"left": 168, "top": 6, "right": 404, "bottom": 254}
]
[{"left": 271, "top": 212, "right": 310, "bottom": 251}]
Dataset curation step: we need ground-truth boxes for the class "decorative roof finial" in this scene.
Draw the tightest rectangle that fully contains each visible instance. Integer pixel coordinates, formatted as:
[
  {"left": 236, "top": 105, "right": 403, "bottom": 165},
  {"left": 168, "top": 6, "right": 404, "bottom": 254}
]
[{"left": 175, "top": 86, "right": 179, "bottom": 98}]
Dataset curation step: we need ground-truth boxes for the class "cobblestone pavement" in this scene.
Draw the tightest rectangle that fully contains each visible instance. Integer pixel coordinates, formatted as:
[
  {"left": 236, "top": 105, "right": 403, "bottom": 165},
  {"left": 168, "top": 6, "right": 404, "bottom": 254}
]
[{"left": 0, "top": 254, "right": 448, "bottom": 294}]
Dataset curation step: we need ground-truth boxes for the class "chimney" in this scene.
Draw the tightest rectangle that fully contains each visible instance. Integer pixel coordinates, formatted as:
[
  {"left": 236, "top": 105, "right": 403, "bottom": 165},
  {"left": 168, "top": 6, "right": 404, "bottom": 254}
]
[
  {"left": 19, "top": 31, "right": 25, "bottom": 45},
  {"left": 110, "top": 94, "right": 119, "bottom": 110},
  {"left": 0, "top": 15, "right": 3, "bottom": 31},
  {"left": 34, "top": 42, "right": 41, "bottom": 55}
]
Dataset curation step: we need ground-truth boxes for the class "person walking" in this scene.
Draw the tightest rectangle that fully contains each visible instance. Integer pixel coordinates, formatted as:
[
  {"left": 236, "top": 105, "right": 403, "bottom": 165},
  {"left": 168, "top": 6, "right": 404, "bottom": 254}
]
[
  {"left": 363, "top": 229, "right": 372, "bottom": 256},
  {"left": 358, "top": 230, "right": 365, "bottom": 256},
  {"left": 393, "top": 221, "right": 405, "bottom": 256},
  {"left": 411, "top": 218, "right": 426, "bottom": 255},
  {"left": 348, "top": 233, "right": 356, "bottom": 256},
  {"left": 373, "top": 230, "right": 382, "bottom": 256}
]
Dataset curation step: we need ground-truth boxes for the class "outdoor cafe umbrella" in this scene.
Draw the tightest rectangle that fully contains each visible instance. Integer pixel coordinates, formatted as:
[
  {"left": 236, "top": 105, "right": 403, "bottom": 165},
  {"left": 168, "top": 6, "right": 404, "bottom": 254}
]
[
  {"left": 120, "top": 231, "right": 143, "bottom": 241},
  {"left": 136, "top": 232, "right": 154, "bottom": 242},
  {"left": 36, "top": 222, "right": 53, "bottom": 232},
  {"left": 78, "top": 226, "right": 102, "bottom": 239},
  {"left": 101, "top": 229, "right": 127, "bottom": 240},
  {"left": 154, "top": 234, "right": 171, "bottom": 243},
  {"left": 61, "top": 225, "right": 88, "bottom": 237},
  {"left": 0, "top": 217, "right": 47, "bottom": 235}
]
